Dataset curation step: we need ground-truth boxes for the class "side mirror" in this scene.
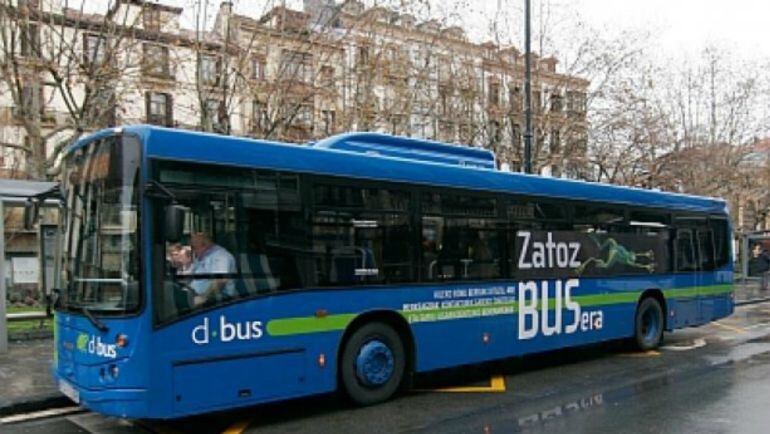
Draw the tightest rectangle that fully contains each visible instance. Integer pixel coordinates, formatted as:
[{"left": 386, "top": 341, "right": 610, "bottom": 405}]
[
  {"left": 164, "top": 204, "right": 186, "bottom": 242},
  {"left": 23, "top": 198, "right": 39, "bottom": 230}
]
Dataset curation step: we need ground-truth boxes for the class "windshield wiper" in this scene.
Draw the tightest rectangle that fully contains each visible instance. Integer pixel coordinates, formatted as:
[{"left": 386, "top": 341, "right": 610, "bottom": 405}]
[{"left": 81, "top": 306, "right": 109, "bottom": 332}]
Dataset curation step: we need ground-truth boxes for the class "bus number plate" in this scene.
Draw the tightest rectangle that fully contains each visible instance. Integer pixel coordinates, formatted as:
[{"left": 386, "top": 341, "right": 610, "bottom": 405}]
[{"left": 59, "top": 380, "right": 80, "bottom": 404}]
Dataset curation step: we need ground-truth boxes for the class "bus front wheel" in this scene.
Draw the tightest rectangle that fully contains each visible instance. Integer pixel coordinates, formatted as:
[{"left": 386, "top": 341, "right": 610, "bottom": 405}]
[
  {"left": 634, "top": 297, "right": 664, "bottom": 351},
  {"left": 340, "top": 322, "right": 405, "bottom": 406}
]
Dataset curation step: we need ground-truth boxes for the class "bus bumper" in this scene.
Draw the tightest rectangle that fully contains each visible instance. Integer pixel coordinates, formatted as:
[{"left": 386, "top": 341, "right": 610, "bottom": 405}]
[{"left": 53, "top": 370, "right": 149, "bottom": 419}]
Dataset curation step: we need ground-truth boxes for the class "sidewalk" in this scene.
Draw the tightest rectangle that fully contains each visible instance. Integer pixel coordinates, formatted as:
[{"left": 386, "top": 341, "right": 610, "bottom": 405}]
[
  {"left": 0, "top": 340, "right": 70, "bottom": 416},
  {"left": 735, "top": 278, "right": 770, "bottom": 305},
  {"left": 0, "top": 281, "right": 768, "bottom": 417}
]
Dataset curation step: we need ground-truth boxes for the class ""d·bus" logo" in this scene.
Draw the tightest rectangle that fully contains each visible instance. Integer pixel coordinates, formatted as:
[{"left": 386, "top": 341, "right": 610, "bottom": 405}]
[{"left": 191, "top": 316, "right": 264, "bottom": 345}]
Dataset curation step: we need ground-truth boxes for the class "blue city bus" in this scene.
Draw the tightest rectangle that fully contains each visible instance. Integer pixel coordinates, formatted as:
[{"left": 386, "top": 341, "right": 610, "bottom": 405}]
[{"left": 48, "top": 125, "right": 733, "bottom": 419}]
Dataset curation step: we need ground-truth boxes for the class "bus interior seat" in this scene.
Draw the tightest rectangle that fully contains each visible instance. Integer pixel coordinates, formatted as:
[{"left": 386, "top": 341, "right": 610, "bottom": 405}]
[
  {"left": 238, "top": 252, "right": 280, "bottom": 295},
  {"left": 331, "top": 246, "right": 377, "bottom": 283}
]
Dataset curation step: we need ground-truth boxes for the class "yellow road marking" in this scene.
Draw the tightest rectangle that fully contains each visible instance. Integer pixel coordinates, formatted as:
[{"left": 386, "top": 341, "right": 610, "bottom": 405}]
[
  {"left": 712, "top": 321, "right": 748, "bottom": 334},
  {"left": 621, "top": 350, "right": 661, "bottom": 357},
  {"left": 427, "top": 375, "right": 507, "bottom": 393},
  {"left": 222, "top": 419, "right": 252, "bottom": 434}
]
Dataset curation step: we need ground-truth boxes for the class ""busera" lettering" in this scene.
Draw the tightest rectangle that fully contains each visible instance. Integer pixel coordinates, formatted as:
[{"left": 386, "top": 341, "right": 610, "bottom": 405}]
[{"left": 517, "top": 278, "right": 603, "bottom": 340}]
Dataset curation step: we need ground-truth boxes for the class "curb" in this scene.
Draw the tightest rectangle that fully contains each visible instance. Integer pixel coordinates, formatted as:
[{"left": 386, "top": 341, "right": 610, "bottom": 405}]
[
  {"left": 0, "top": 396, "right": 73, "bottom": 418},
  {"left": 735, "top": 297, "right": 770, "bottom": 306}
]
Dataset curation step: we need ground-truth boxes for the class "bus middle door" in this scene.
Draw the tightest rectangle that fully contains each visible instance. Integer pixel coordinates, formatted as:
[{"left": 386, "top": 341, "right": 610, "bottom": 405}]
[
  {"left": 695, "top": 226, "right": 716, "bottom": 323},
  {"left": 674, "top": 227, "right": 700, "bottom": 327}
]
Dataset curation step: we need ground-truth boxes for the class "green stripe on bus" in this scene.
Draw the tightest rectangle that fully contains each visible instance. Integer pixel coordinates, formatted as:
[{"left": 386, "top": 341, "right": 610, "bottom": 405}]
[
  {"left": 265, "top": 284, "right": 734, "bottom": 335},
  {"left": 266, "top": 313, "right": 357, "bottom": 336}
]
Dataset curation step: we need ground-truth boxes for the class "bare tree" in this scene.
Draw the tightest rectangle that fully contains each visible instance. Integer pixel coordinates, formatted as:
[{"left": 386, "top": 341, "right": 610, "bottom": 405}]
[{"left": 0, "top": 0, "right": 145, "bottom": 179}]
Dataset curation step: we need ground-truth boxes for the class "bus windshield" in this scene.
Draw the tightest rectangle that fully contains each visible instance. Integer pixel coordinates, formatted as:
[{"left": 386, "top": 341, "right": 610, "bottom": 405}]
[{"left": 59, "top": 134, "right": 141, "bottom": 315}]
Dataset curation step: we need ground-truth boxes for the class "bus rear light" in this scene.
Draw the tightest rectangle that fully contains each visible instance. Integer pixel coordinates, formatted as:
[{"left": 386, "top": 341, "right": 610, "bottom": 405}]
[
  {"left": 483, "top": 333, "right": 490, "bottom": 344},
  {"left": 318, "top": 353, "right": 326, "bottom": 368},
  {"left": 116, "top": 334, "right": 129, "bottom": 348}
]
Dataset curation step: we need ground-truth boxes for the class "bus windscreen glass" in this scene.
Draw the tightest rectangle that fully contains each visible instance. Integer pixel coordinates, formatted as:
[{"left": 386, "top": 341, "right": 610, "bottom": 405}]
[{"left": 59, "top": 135, "right": 141, "bottom": 314}]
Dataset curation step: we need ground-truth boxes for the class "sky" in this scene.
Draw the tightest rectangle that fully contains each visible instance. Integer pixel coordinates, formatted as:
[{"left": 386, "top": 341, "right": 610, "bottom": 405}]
[
  {"left": 82, "top": 0, "right": 770, "bottom": 62},
  {"left": 573, "top": 0, "right": 770, "bottom": 60}
]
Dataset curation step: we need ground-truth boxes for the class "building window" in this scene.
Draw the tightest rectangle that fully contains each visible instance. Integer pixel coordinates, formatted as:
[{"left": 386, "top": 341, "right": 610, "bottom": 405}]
[
  {"left": 18, "top": 0, "right": 40, "bottom": 11},
  {"left": 550, "top": 93, "right": 563, "bottom": 112},
  {"left": 20, "top": 23, "right": 40, "bottom": 58},
  {"left": 145, "top": 92, "right": 172, "bottom": 126},
  {"left": 488, "top": 120, "right": 501, "bottom": 145},
  {"left": 144, "top": 8, "right": 161, "bottom": 32},
  {"left": 488, "top": 82, "right": 500, "bottom": 107},
  {"left": 321, "top": 109, "right": 335, "bottom": 135},
  {"left": 198, "top": 54, "right": 220, "bottom": 86},
  {"left": 319, "top": 65, "right": 334, "bottom": 87},
  {"left": 357, "top": 46, "right": 369, "bottom": 67},
  {"left": 251, "top": 100, "right": 269, "bottom": 132},
  {"left": 142, "top": 44, "right": 170, "bottom": 78},
  {"left": 294, "top": 104, "right": 313, "bottom": 127},
  {"left": 203, "top": 99, "right": 226, "bottom": 131},
  {"left": 251, "top": 57, "right": 265, "bottom": 80},
  {"left": 389, "top": 114, "right": 406, "bottom": 135},
  {"left": 18, "top": 84, "right": 44, "bottom": 118},
  {"left": 567, "top": 91, "right": 587, "bottom": 113},
  {"left": 92, "top": 91, "right": 117, "bottom": 127},
  {"left": 439, "top": 121, "right": 455, "bottom": 141},
  {"left": 281, "top": 50, "right": 312, "bottom": 83},
  {"left": 511, "top": 123, "right": 522, "bottom": 149},
  {"left": 83, "top": 34, "right": 106, "bottom": 65},
  {"left": 439, "top": 85, "right": 450, "bottom": 116},
  {"left": 533, "top": 90, "right": 542, "bottom": 112},
  {"left": 550, "top": 128, "right": 561, "bottom": 153},
  {"left": 459, "top": 123, "right": 471, "bottom": 142},
  {"left": 509, "top": 86, "right": 521, "bottom": 112}
]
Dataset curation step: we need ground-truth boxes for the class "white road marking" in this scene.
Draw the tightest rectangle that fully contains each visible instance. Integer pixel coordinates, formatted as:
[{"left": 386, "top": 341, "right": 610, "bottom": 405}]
[
  {"left": 660, "top": 338, "right": 707, "bottom": 351},
  {"left": 0, "top": 406, "right": 82, "bottom": 424}
]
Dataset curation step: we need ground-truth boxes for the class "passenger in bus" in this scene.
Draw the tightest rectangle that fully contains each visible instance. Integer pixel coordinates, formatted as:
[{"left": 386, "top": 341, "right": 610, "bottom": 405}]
[{"left": 189, "top": 231, "right": 237, "bottom": 305}]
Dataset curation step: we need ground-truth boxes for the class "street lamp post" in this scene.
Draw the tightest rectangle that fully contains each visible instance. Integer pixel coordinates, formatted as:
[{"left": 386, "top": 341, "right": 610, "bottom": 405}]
[{"left": 523, "top": 0, "right": 533, "bottom": 174}]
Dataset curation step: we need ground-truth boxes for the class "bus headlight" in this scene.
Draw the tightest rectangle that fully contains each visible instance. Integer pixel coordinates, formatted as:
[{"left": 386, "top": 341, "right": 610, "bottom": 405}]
[{"left": 116, "top": 334, "right": 129, "bottom": 348}]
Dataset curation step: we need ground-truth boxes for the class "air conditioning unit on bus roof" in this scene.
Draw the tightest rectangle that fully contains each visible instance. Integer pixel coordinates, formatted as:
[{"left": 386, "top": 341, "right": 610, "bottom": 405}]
[{"left": 312, "top": 132, "right": 497, "bottom": 170}]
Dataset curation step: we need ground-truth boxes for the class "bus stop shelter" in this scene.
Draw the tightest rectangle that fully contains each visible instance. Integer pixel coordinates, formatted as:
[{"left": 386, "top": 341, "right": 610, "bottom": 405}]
[{"left": 0, "top": 179, "right": 58, "bottom": 354}]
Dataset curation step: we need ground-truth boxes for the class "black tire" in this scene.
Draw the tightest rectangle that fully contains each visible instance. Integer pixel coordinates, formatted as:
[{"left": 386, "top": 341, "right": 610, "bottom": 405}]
[
  {"left": 634, "top": 297, "right": 664, "bottom": 351},
  {"left": 340, "top": 322, "right": 405, "bottom": 406}
]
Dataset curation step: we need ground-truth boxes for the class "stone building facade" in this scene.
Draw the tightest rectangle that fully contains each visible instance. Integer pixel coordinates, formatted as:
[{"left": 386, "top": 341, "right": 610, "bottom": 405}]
[{"left": 0, "top": 0, "right": 588, "bottom": 178}]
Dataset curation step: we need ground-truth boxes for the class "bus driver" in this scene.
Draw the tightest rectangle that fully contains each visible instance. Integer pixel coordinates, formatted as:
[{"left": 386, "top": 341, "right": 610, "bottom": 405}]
[{"left": 189, "top": 231, "right": 237, "bottom": 306}]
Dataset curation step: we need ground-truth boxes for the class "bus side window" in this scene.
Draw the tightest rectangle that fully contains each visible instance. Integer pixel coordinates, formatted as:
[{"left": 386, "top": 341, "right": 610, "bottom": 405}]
[
  {"left": 697, "top": 229, "right": 715, "bottom": 271},
  {"left": 312, "top": 183, "right": 413, "bottom": 286},
  {"left": 239, "top": 172, "right": 308, "bottom": 293},
  {"left": 710, "top": 218, "right": 730, "bottom": 268},
  {"left": 421, "top": 192, "right": 500, "bottom": 281},
  {"left": 676, "top": 229, "right": 697, "bottom": 272}
]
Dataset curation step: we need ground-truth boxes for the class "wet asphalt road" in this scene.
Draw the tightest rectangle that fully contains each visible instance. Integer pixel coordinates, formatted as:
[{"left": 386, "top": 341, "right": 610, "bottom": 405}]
[{"left": 5, "top": 302, "right": 770, "bottom": 434}]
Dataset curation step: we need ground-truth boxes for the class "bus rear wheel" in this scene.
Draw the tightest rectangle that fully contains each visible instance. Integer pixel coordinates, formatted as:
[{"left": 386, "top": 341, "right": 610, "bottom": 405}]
[
  {"left": 634, "top": 297, "right": 664, "bottom": 351},
  {"left": 340, "top": 322, "right": 405, "bottom": 406}
]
